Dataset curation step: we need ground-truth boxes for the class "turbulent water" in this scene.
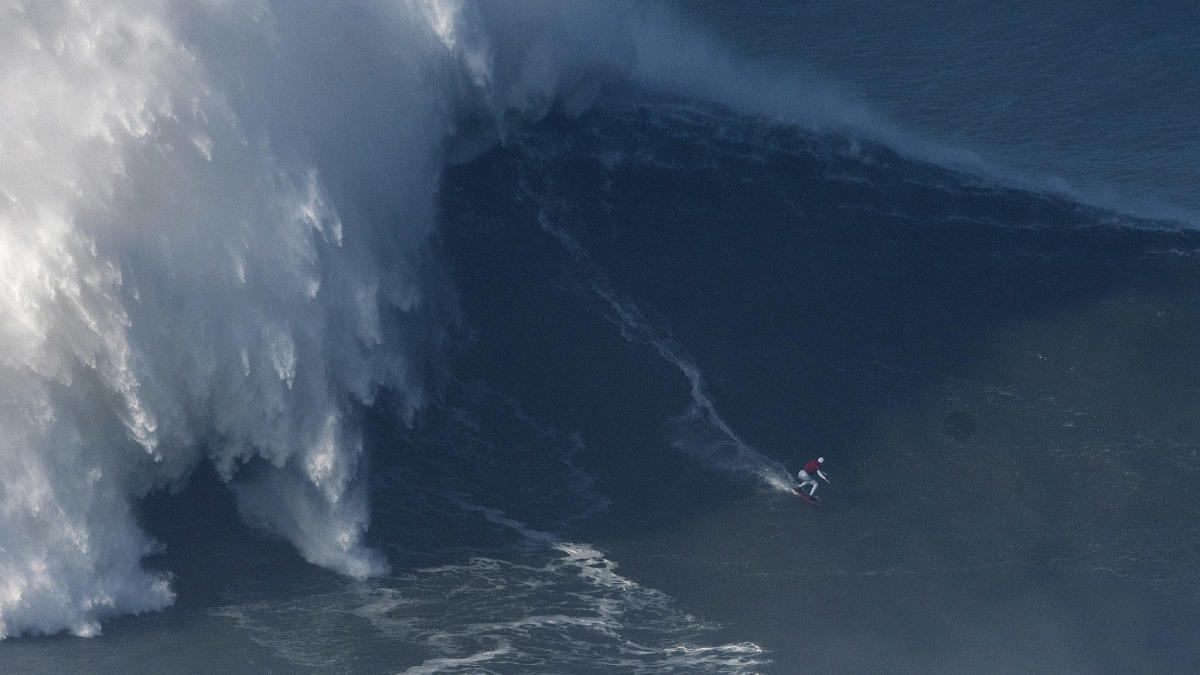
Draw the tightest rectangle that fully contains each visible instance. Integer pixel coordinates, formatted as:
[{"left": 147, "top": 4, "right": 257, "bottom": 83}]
[{"left": 2, "top": 1, "right": 1199, "bottom": 673}]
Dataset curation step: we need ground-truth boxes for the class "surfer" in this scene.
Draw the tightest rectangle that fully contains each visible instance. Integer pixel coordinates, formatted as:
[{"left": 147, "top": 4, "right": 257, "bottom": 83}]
[{"left": 797, "top": 457, "right": 830, "bottom": 497}]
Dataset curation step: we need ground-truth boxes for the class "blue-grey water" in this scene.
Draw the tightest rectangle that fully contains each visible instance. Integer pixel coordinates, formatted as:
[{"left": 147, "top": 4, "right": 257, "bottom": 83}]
[{"left": 2, "top": 2, "right": 1198, "bottom": 673}]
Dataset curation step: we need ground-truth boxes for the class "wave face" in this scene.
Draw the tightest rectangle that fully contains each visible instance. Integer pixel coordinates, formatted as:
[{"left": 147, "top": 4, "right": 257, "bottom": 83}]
[{"left": 4, "top": 1, "right": 1200, "bottom": 671}]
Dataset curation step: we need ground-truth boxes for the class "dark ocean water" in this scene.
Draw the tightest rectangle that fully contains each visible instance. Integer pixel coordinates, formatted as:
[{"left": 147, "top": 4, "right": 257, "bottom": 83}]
[
  {"left": 4, "top": 2, "right": 1200, "bottom": 673},
  {"left": 431, "top": 100, "right": 1200, "bottom": 672}
]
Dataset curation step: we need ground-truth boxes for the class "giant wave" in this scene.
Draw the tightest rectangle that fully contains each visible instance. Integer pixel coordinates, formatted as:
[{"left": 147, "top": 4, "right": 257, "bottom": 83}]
[
  {"left": 0, "top": 0, "right": 853, "bottom": 639},
  {"left": 2, "top": 0, "right": 1191, "bottom": 644}
]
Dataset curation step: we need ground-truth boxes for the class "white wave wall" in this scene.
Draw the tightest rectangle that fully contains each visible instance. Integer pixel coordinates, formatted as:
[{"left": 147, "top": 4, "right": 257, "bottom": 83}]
[
  {"left": 0, "top": 0, "right": 811, "bottom": 639},
  {"left": 0, "top": 0, "right": 476, "bottom": 639}
]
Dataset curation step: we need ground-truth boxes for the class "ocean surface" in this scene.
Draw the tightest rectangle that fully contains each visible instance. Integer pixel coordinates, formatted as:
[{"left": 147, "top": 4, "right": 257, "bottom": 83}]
[{"left": 2, "top": 1, "right": 1199, "bottom": 673}]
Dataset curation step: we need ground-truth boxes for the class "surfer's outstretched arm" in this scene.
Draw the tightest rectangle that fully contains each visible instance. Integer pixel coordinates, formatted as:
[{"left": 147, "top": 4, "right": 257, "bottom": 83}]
[{"left": 817, "top": 470, "right": 830, "bottom": 483}]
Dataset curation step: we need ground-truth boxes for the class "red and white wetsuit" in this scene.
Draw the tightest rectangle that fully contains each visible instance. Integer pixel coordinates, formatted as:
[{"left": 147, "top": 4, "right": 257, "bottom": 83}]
[{"left": 797, "top": 459, "right": 829, "bottom": 496}]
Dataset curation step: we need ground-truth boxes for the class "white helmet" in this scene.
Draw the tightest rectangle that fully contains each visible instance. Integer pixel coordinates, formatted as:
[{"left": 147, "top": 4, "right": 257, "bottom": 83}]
[{"left": 817, "top": 457, "right": 825, "bottom": 463}]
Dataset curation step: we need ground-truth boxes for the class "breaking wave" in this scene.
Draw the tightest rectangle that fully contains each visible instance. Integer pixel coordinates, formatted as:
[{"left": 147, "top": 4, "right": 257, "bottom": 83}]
[
  {"left": 0, "top": 0, "right": 828, "bottom": 639},
  {"left": 8, "top": 0, "right": 1141, "bottom": 639}
]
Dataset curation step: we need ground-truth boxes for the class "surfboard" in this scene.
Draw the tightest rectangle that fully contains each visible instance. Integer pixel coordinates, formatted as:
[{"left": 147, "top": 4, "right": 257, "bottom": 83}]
[{"left": 793, "top": 488, "right": 825, "bottom": 506}]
